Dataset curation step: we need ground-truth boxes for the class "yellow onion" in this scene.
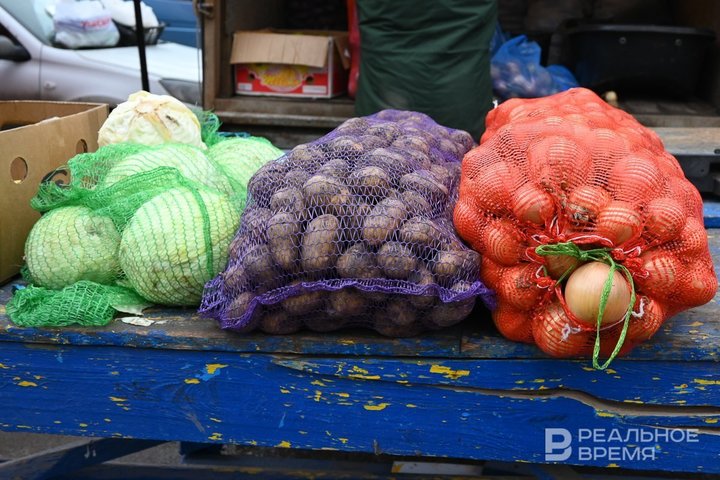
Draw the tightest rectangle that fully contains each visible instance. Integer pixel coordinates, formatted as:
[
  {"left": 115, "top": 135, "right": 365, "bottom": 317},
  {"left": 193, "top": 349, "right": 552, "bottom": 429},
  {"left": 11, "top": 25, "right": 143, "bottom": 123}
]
[{"left": 564, "top": 261, "right": 632, "bottom": 326}]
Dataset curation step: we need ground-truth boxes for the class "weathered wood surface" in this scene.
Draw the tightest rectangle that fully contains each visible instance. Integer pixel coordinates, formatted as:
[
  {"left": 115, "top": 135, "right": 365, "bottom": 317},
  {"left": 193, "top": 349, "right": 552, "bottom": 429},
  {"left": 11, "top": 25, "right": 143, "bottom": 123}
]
[{"left": 0, "top": 342, "right": 718, "bottom": 473}]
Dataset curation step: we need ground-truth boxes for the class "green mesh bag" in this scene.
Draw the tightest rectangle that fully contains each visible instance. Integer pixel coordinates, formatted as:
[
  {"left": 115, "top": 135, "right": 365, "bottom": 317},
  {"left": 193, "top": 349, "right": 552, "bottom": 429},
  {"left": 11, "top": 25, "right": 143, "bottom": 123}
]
[{"left": 6, "top": 138, "right": 260, "bottom": 327}]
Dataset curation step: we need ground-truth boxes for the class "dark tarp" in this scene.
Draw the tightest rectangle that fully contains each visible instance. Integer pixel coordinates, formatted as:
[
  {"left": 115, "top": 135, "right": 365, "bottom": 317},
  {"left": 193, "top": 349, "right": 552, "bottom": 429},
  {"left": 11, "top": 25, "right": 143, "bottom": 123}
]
[{"left": 355, "top": 0, "right": 497, "bottom": 139}]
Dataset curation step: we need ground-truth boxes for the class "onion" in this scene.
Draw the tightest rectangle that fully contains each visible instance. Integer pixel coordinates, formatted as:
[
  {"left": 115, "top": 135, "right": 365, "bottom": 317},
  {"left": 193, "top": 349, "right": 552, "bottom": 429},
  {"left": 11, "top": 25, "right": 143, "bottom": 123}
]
[
  {"left": 532, "top": 302, "right": 592, "bottom": 357},
  {"left": 480, "top": 256, "right": 506, "bottom": 290},
  {"left": 481, "top": 218, "right": 526, "bottom": 266},
  {"left": 643, "top": 197, "right": 685, "bottom": 243},
  {"left": 566, "top": 185, "right": 611, "bottom": 224},
  {"left": 466, "top": 160, "right": 514, "bottom": 215},
  {"left": 493, "top": 303, "right": 533, "bottom": 343},
  {"left": 608, "top": 155, "right": 663, "bottom": 202},
  {"left": 667, "top": 218, "right": 708, "bottom": 256},
  {"left": 544, "top": 254, "right": 581, "bottom": 279},
  {"left": 527, "top": 135, "right": 591, "bottom": 192},
  {"left": 677, "top": 263, "right": 718, "bottom": 307},
  {"left": 496, "top": 263, "right": 542, "bottom": 311},
  {"left": 453, "top": 199, "right": 486, "bottom": 251},
  {"left": 595, "top": 201, "right": 643, "bottom": 246},
  {"left": 564, "top": 262, "right": 632, "bottom": 327},
  {"left": 636, "top": 250, "right": 679, "bottom": 298},
  {"left": 512, "top": 183, "right": 555, "bottom": 225},
  {"left": 626, "top": 296, "right": 667, "bottom": 342}
]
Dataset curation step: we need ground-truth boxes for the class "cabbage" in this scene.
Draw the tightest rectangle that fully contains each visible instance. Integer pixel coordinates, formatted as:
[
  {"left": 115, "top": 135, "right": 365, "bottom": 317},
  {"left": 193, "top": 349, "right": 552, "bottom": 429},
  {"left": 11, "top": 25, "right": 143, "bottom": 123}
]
[
  {"left": 119, "top": 188, "right": 239, "bottom": 305},
  {"left": 207, "top": 137, "right": 284, "bottom": 192},
  {"left": 101, "top": 143, "right": 233, "bottom": 196},
  {"left": 25, "top": 206, "right": 120, "bottom": 289},
  {"left": 98, "top": 91, "right": 205, "bottom": 149}
]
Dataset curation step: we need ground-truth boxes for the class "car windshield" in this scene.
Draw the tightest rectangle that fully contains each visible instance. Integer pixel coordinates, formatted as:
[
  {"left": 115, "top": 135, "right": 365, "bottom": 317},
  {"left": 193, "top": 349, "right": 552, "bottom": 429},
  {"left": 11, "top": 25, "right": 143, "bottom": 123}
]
[{"left": 0, "top": 0, "right": 55, "bottom": 44}]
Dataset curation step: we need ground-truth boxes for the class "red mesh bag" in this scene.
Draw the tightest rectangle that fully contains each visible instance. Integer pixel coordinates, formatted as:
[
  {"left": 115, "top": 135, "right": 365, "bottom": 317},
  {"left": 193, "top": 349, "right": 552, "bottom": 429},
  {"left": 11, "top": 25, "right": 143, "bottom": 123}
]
[{"left": 454, "top": 88, "right": 718, "bottom": 368}]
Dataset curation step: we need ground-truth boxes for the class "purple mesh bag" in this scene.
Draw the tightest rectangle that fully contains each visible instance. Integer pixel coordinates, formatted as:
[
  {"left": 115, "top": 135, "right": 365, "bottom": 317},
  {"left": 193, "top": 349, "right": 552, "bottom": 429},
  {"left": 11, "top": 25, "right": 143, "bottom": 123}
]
[{"left": 200, "top": 110, "right": 495, "bottom": 336}]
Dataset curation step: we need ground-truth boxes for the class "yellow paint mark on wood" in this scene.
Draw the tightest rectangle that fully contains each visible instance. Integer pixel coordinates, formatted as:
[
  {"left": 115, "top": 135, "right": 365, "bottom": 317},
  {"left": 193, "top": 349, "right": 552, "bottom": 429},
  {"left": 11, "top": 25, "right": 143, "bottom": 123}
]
[
  {"left": 704, "top": 418, "right": 718, "bottom": 424},
  {"left": 33, "top": 375, "right": 44, "bottom": 380},
  {"left": 688, "top": 321, "right": 704, "bottom": 327},
  {"left": 607, "top": 463, "right": 619, "bottom": 468},
  {"left": 693, "top": 379, "right": 720, "bottom": 386},
  {"left": 79, "top": 423, "right": 88, "bottom": 428},
  {"left": 340, "top": 339, "right": 355, "bottom": 345},
  {"left": 338, "top": 437, "right": 348, "bottom": 444},
  {"left": 104, "top": 418, "right": 112, "bottom": 423},
  {"left": 531, "top": 378, "right": 545, "bottom": 383},
  {"left": 348, "top": 373, "right": 381, "bottom": 380},
  {"left": 652, "top": 377, "right": 661, "bottom": 381},
  {"left": 206, "top": 364, "right": 228, "bottom": 375},
  {"left": 110, "top": 371, "right": 120, "bottom": 375},
  {"left": 249, "top": 440, "right": 258, "bottom": 446},
  {"left": 208, "top": 433, "right": 223, "bottom": 441},
  {"left": 597, "top": 411, "right": 615, "bottom": 418},
  {"left": 605, "top": 369, "right": 617, "bottom": 374},
  {"left": 54, "top": 421, "right": 61, "bottom": 424},
  {"left": 311, "top": 380, "right": 326, "bottom": 387},
  {"left": 313, "top": 390, "right": 323, "bottom": 402},
  {"left": 397, "top": 380, "right": 409, "bottom": 384},
  {"left": 335, "top": 392, "right": 349, "bottom": 398},
  {"left": 406, "top": 404, "right": 417, "bottom": 408},
  {"left": 277, "top": 440, "right": 292, "bottom": 448},
  {"left": 673, "top": 400, "right": 687, "bottom": 404},
  {"left": 515, "top": 380, "right": 525, "bottom": 384},
  {"left": 623, "top": 400, "right": 644, "bottom": 404},
  {"left": 0, "top": 363, "right": 9, "bottom": 369},
  {"left": 320, "top": 447, "right": 339, "bottom": 451},
  {"left": 210, "top": 418, "right": 222, "bottom": 423},
  {"left": 109, "top": 397, "right": 127, "bottom": 402},
  {"left": 582, "top": 367, "right": 595, "bottom": 372},
  {"left": 299, "top": 431, "right": 307, "bottom": 435},
  {"left": 364, "top": 402, "right": 390, "bottom": 411},
  {"left": 429, "top": 365, "right": 470, "bottom": 380},
  {"left": 16, "top": 425, "right": 32, "bottom": 429},
  {"left": 17, "top": 381, "right": 37, "bottom": 387},
  {"left": 185, "top": 378, "right": 200, "bottom": 384},
  {"left": 351, "top": 366, "right": 370, "bottom": 375},
  {"left": 280, "top": 388, "right": 291, "bottom": 394},
  {"left": 676, "top": 384, "right": 689, "bottom": 389}
]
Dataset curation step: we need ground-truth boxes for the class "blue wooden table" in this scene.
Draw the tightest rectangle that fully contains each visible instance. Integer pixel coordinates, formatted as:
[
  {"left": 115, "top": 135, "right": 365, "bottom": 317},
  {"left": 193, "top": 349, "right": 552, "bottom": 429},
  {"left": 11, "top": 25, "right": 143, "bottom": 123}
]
[{"left": 0, "top": 210, "right": 719, "bottom": 479}]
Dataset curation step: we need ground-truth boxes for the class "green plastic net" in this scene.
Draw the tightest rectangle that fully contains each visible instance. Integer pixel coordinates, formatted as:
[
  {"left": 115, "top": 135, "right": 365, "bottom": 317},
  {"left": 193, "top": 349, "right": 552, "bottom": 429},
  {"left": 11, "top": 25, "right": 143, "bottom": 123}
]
[{"left": 7, "top": 127, "right": 282, "bottom": 328}]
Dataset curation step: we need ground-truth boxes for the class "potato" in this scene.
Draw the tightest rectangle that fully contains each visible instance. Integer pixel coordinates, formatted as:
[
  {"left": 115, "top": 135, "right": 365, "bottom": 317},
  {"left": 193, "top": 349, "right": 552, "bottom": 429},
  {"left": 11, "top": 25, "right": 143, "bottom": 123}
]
[
  {"left": 408, "top": 266, "right": 436, "bottom": 309},
  {"left": 403, "top": 148, "right": 432, "bottom": 171},
  {"left": 303, "top": 174, "right": 344, "bottom": 208},
  {"left": 336, "top": 117, "right": 370, "bottom": 135},
  {"left": 287, "top": 143, "right": 325, "bottom": 171},
  {"left": 222, "top": 261, "right": 249, "bottom": 291},
  {"left": 363, "top": 290, "right": 389, "bottom": 303},
  {"left": 349, "top": 166, "right": 391, "bottom": 198},
  {"left": 377, "top": 242, "right": 417, "bottom": 280},
  {"left": 260, "top": 308, "right": 302, "bottom": 334},
  {"left": 301, "top": 214, "right": 340, "bottom": 275},
  {"left": 327, "top": 288, "right": 368, "bottom": 317},
  {"left": 243, "top": 244, "right": 281, "bottom": 288},
  {"left": 373, "top": 303, "right": 424, "bottom": 337},
  {"left": 226, "top": 292, "right": 261, "bottom": 332},
  {"left": 267, "top": 212, "right": 301, "bottom": 272},
  {"left": 426, "top": 281, "right": 476, "bottom": 327},
  {"left": 284, "top": 169, "right": 311, "bottom": 188},
  {"left": 366, "top": 123, "right": 400, "bottom": 144},
  {"left": 336, "top": 243, "right": 382, "bottom": 279},
  {"left": 387, "top": 298, "right": 418, "bottom": 326},
  {"left": 451, "top": 130, "right": 475, "bottom": 152},
  {"left": 429, "top": 164, "right": 455, "bottom": 190},
  {"left": 392, "top": 135, "right": 431, "bottom": 155},
  {"left": 362, "top": 198, "right": 408, "bottom": 246},
  {"left": 399, "top": 217, "right": 445, "bottom": 251},
  {"left": 317, "top": 159, "right": 350, "bottom": 178},
  {"left": 247, "top": 161, "right": 289, "bottom": 204},
  {"left": 270, "top": 187, "right": 305, "bottom": 217},
  {"left": 433, "top": 247, "right": 480, "bottom": 285},
  {"left": 436, "top": 137, "right": 461, "bottom": 160},
  {"left": 401, "top": 190, "right": 432, "bottom": 217},
  {"left": 281, "top": 280, "right": 325, "bottom": 316},
  {"left": 363, "top": 148, "right": 413, "bottom": 179},
  {"left": 324, "top": 136, "right": 364, "bottom": 157},
  {"left": 358, "top": 135, "right": 388, "bottom": 150},
  {"left": 239, "top": 207, "right": 272, "bottom": 244},
  {"left": 344, "top": 203, "right": 372, "bottom": 233},
  {"left": 400, "top": 170, "right": 449, "bottom": 203},
  {"left": 305, "top": 313, "right": 347, "bottom": 332}
]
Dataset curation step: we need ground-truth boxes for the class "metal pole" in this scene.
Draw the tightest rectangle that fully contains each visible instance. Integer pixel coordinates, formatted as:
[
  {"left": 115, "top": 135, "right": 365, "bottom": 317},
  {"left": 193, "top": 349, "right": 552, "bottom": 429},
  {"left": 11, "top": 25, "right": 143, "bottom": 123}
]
[{"left": 133, "top": 0, "right": 150, "bottom": 91}]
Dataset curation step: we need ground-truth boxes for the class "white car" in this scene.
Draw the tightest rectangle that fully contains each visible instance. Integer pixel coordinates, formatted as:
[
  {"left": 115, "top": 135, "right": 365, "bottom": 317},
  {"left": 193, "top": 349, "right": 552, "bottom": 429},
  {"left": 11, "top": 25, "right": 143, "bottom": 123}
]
[{"left": 0, "top": 0, "right": 201, "bottom": 106}]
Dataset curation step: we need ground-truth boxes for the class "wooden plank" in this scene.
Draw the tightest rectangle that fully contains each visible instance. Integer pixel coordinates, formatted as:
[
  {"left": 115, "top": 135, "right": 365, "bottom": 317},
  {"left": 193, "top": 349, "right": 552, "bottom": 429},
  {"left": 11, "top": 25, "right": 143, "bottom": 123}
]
[
  {"left": 0, "top": 437, "right": 163, "bottom": 480},
  {"left": 0, "top": 343, "right": 718, "bottom": 473}
]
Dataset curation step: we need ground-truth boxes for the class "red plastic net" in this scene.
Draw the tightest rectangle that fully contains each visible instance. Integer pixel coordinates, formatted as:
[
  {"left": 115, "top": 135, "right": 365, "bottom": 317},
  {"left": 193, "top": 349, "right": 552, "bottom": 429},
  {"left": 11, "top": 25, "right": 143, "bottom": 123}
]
[{"left": 454, "top": 88, "right": 717, "bottom": 366}]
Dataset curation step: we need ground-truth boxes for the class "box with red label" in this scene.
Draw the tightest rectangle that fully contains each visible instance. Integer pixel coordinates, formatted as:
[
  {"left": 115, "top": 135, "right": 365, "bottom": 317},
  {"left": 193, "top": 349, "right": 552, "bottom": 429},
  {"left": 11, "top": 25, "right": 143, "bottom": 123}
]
[{"left": 230, "top": 30, "right": 350, "bottom": 98}]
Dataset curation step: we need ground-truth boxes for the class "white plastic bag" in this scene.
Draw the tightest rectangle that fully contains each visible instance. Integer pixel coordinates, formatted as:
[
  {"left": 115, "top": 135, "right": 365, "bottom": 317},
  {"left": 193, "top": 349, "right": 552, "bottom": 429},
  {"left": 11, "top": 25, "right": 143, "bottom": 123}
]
[
  {"left": 101, "top": 0, "right": 159, "bottom": 27},
  {"left": 54, "top": 0, "right": 120, "bottom": 48}
]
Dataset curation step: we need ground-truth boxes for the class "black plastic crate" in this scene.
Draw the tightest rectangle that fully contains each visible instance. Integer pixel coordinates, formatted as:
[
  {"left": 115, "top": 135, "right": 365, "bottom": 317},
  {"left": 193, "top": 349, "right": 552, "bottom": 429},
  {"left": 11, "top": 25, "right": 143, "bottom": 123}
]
[{"left": 561, "top": 24, "right": 715, "bottom": 97}]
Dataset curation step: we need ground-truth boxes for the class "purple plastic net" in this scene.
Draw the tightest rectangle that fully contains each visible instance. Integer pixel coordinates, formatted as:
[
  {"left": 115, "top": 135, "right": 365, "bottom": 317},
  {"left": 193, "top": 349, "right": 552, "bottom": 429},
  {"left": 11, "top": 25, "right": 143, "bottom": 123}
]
[{"left": 200, "top": 110, "right": 495, "bottom": 336}]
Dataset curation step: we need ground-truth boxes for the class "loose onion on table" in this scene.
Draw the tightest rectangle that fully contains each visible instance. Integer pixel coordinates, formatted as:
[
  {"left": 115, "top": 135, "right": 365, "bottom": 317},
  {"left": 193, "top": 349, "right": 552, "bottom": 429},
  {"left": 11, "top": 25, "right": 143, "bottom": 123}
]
[{"left": 564, "top": 261, "right": 632, "bottom": 327}]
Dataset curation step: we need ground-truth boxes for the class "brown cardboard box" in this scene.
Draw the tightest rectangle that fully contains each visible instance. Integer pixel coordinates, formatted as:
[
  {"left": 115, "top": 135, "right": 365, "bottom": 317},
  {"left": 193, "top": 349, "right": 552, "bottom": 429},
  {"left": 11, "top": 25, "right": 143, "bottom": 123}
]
[
  {"left": 0, "top": 101, "right": 108, "bottom": 284},
  {"left": 231, "top": 30, "right": 350, "bottom": 98}
]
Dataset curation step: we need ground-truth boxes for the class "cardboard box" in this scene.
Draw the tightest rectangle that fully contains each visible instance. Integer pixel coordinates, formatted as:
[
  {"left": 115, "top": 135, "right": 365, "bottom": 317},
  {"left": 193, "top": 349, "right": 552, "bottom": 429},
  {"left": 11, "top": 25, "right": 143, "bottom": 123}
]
[
  {"left": 0, "top": 101, "right": 108, "bottom": 284},
  {"left": 231, "top": 30, "right": 350, "bottom": 98}
]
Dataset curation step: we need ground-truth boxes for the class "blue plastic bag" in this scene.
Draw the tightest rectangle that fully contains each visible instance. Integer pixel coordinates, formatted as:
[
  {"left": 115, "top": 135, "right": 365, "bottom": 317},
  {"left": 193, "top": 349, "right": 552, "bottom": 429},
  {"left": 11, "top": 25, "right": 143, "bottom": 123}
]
[{"left": 490, "top": 35, "right": 579, "bottom": 100}]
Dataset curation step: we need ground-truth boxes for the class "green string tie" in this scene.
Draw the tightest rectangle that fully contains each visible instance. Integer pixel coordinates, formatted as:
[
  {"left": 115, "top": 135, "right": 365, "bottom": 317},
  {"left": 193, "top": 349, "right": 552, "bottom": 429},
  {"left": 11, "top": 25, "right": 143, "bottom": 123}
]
[{"left": 535, "top": 242, "right": 637, "bottom": 370}]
